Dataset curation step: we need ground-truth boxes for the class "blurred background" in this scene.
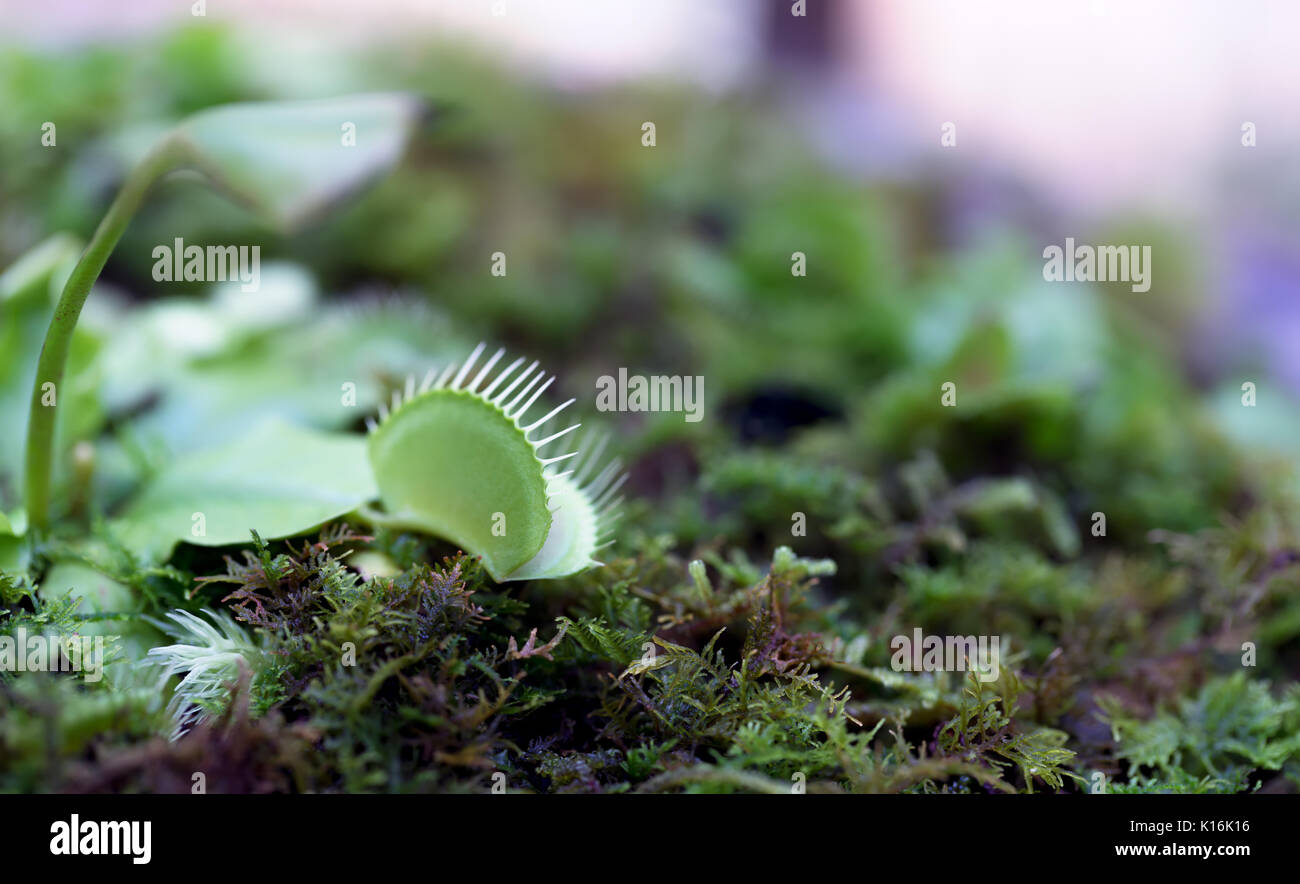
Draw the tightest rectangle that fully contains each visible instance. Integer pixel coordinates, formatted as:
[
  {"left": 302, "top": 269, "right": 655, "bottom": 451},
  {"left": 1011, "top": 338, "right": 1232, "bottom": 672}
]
[
  {"left": 2, "top": 0, "right": 1300, "bottom": 570},
  {"left": 4, "top": 0, "right": 1299, "bottom": 394}
]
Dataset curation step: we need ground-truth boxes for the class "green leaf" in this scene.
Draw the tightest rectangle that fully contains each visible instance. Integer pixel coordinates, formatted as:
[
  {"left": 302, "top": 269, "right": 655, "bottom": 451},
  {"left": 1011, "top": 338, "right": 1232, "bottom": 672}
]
[
  {"left": 0, "top": 234, "right": 82, "bottom": 306},
  {"left": 113, "top": 418, "right": 376, "bottom": 560},
  {"left": 173, "top": 93, "right": 425, "bottom": 230}
]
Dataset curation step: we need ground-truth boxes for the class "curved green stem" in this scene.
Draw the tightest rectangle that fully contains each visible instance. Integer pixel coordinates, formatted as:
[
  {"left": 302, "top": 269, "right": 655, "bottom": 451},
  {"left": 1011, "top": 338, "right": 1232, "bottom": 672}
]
[{"left": 23, "top": 136, "right": 185, "bottom": 531}]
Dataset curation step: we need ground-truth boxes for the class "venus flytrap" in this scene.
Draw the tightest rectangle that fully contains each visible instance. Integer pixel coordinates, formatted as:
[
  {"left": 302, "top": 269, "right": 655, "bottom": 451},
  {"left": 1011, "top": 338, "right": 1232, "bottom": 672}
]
[
  {"left": 107, "top": 343, "right": 625, "bottom": 581},
  {"left": 365, "top": 343, "right": 626, "bottom": 581}
]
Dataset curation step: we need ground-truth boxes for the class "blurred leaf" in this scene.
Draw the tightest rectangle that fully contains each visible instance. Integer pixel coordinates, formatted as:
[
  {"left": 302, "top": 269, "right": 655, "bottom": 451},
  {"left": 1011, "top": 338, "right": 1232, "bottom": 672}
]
[
  {"left": 173, "top": 93, "right": 424, "bottom": 230},
  {"left": 113, "top": 418, "right": 376, "bottom": 560},
  {"left": 99, "top": 294, "right": 464, "bottom": 459},
  {"left": 0, "top": 233, "right": 82, "bottom": 306}
]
